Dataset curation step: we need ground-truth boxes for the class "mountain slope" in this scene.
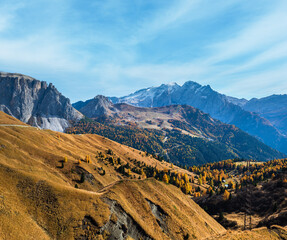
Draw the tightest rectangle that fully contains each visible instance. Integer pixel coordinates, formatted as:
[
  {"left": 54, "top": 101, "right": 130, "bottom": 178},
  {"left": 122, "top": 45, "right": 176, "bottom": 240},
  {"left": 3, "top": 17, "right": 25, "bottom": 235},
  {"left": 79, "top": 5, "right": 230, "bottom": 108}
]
[
  {"left": 0, "top": 111, "right": 227, "bottom": 239},
  {"left": 110, "top": 81, "right": 287, "bottom": 154},
  {"left": 71, "top": 96, "right": 285, "bottom": 165},
  {"left": 1, "top": 111, "right": 286, "bottom": 240},
  {"left": 0, "top": 72, "right": 83, "bottom": 132},
  {"left": 242, "top": 94, "right": 287, "bottom": 135}
]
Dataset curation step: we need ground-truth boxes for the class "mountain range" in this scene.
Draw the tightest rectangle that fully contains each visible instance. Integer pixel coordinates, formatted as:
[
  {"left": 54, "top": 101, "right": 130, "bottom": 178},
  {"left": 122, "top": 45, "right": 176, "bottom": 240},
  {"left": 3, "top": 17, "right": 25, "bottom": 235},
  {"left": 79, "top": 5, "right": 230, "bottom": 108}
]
[
  {"left": 1, "top": 71, "right": 286, "bottom": 165},
  {"left": 109, "top": 81, "right": 287, "bottom": 154},
  {"left": 241, "top": 95, "right": 287, "bottom": 135},
  {"left": 71, "top": 95, "right": 285, "bottom": 165},
  {"left": 1, "top": 71, "right": 287, "bottom": 238}
]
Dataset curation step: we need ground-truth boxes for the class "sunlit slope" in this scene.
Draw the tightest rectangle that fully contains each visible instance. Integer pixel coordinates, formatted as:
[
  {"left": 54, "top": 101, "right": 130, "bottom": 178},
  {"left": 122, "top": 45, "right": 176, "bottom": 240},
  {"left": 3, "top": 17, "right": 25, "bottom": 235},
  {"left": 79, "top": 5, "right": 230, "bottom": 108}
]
[
  {"left": 210, "top": 226, "right": 287, "bottom": 240},
  {"left": 0, "top": 111, "right": 28, "bottom": 125},
  {"left": 0, "top": 111, "right": 226, "bottom": 239}
]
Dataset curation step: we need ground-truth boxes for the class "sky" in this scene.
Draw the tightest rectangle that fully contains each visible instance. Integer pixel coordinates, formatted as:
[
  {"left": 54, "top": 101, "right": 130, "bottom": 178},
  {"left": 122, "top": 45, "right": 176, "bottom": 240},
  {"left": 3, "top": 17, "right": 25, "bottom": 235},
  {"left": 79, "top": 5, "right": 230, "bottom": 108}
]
[{"left": 1, "top": 0, "right": 287, "bottom": 102}]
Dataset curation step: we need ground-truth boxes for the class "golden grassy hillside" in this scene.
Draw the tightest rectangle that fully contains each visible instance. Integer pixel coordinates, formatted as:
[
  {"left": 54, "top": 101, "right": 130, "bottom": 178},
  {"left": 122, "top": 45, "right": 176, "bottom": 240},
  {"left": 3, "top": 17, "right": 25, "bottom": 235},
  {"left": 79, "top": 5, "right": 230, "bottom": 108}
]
[
  {"left": 0, "top": 112, "right": 28, "bottom": 125},
  {"left": 0, "top": 111, "right": 286, "bottom": 239},
  {"left": 0, "top": 111, "right": 227, "bottom": 239}
]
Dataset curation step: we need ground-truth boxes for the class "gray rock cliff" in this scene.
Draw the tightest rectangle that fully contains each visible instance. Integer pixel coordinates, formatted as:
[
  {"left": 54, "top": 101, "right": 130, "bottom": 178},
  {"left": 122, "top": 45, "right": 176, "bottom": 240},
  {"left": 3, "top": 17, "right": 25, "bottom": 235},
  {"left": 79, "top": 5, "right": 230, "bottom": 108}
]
[{"left": 0, "top": 72, "right": 83, "bottom": 132}]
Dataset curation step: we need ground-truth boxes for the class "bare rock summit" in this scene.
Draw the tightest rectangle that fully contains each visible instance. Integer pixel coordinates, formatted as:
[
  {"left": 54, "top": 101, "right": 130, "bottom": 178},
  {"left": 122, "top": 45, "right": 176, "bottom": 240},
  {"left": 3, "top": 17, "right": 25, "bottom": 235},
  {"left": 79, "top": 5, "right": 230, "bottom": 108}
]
[{"left": 0, "top": 72, "right": 83, "bottom": 132}]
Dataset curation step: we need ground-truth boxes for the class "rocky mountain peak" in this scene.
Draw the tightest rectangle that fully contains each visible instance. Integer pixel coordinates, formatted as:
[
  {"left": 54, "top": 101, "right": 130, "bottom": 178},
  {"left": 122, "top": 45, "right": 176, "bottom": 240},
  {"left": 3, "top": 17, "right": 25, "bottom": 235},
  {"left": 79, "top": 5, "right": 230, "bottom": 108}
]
[
  {"left": 74, "top": 94, "right": 118, "bottom": 118},
  {"left": 93, "top": 94, "right": 110, "bottom": 102},
  {"left": 182, "top": 80, "right": 201, "bottom": 89},
  {"left": 159, "top": 82, "right": 180, "bottom": 90},
  {"left": 0, "top": 71, "right": 83, "bottom": 132}
]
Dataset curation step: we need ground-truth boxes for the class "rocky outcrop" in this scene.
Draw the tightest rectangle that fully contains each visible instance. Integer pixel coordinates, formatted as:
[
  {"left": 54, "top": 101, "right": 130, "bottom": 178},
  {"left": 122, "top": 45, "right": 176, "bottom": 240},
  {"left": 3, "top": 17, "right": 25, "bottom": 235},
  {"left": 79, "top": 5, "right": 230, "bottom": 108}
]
[
  {"left": 100, "top": 198, "right": 153, "bottom": 240},
  {"left": 146, "top": 199, "right": 169, "bottom": 234},
  {"left": 0, "top": 72, "right": 83, "bottom": 132}
]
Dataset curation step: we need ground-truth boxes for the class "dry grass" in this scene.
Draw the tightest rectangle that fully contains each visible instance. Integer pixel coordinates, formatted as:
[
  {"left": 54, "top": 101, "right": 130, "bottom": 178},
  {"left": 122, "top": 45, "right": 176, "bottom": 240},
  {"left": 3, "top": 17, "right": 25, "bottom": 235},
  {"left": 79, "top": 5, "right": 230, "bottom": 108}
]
[
  {"left": 1, "top": 111, "right": 285, "bottom": 239},
  {"left": 208, "top": 226, "right": 287, "bottom": 240},
  {"left": 0, "top": 113, "right": 27, "bottom": 125},
  {"left": 0, "top": 111, "right": 225, "bottom": 239}
]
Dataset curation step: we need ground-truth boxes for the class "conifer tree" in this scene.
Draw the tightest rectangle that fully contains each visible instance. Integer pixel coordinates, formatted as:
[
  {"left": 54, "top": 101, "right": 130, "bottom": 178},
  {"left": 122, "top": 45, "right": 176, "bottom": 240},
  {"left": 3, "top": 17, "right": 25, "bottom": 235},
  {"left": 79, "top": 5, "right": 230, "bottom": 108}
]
[
  {"left": 198, "top": 178, "right": 202, "bottom": 185},
  {"left": 153, "top": 170, "right": 156, "bottom": 177},
  {"left": 85, "top": 155, "right": 91, "bottom": 163},
  {"left": 184, "top": 174, "right": 189, "bottom": 183},
  {"left": 191, "top": 176, "right": 195, "bottom": 183},
  {"left": 223, "top": 190, "right": 230, "bottom": 201},
  {"left": 183, "top": 183, "right": 191, "bottom": 194},
  {"left": 163, "top": 174, "right": 169, "bottom": 183},
  {"left": 176, "top": 178, "right": 180, "bottom": 187},
  {"left": 210, "top": 179, "right": 214, "bottom": 187}
]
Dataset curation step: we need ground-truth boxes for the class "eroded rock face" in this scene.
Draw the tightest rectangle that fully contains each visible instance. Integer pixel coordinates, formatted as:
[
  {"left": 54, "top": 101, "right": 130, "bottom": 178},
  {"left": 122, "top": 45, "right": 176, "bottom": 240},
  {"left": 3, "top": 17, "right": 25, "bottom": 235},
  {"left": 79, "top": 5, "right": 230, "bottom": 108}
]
[
  {"left": 146, "top": 199, "right": 169, "bottom": 234},
  {"left": 101, "top": 198, "right": 153, "bottom": 240},
  {"left": 0, "top": 72, "right": 83, "bottom": 131}
]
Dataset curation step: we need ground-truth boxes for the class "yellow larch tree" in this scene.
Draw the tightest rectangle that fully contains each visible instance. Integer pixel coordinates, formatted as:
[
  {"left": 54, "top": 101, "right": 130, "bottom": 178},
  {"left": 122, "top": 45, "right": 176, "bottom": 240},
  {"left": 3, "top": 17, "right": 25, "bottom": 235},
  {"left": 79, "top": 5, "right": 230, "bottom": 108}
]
[
  {"left": 163, "top": 174, "right": 169, "bottom": 183},
  {"left": 223, "top": 190, "right": 230, "bottom": 201}
]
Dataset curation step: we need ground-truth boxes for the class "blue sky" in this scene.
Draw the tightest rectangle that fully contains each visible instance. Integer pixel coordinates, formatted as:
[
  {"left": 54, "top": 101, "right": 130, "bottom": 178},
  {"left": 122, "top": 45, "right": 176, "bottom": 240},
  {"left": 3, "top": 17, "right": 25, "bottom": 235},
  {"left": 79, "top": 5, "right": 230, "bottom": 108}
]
[{"left": 1, "top": 0, "right": 287, "bottom": 102}]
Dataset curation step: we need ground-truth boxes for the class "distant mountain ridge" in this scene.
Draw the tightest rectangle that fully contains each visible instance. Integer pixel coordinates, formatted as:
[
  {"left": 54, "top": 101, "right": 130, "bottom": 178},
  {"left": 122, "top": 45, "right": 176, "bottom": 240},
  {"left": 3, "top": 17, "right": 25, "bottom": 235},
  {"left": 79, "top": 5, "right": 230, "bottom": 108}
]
[
  {"left": 0, "top": 72, "right": 83, "bottom": 131},
  {"left": 240, "top": 94, "right": 287, "bottom": 136},
  {"left": 71, "top": 95, "right": 285, "bottom": 165},
  {"left": 109, "top": 81, "right": 287, "bottom": 154}
]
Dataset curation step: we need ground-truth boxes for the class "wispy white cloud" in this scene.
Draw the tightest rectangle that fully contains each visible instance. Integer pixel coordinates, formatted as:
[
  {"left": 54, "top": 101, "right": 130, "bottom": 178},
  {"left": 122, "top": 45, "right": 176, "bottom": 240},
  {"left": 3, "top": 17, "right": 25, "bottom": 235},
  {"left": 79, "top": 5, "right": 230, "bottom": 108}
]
[
  {"left": 0, "top": 2, "right": 23, "bottom": 32},
  {"left": 0, "top": 32, "right": 86, "bottom": 72},
  {"left": 127, "top": 0, "right": 239, "bottom": 46},
  {"left": 0, "top": 0, "right": 287, "bottom": 102},
  {"left": 215, "top": 40, "right": 287, "bottom": 78},
  {"left": 90, "top": 61, "right": 215, "bottom": 98},
  {"left": 128, "top": 0, "right": 201, "bottom": 45},
  {"left": 220, "top": 63, "right": 287, "bottom": 99},
  {"left": 208, "top": 1, "right": 287, "bottom": 63},
  {"left": 0, "top": 14, "right": 11, "bottom": 32},
  {"left": 0, "top": 1, "right": 88, "bottom": 74}
]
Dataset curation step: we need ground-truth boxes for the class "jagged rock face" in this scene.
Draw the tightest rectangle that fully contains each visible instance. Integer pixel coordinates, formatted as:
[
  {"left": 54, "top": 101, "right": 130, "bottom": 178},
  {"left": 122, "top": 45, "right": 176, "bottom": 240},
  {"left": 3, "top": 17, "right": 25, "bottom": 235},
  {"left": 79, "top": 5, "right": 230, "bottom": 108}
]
[
  {"left": 0, "top": 72, "right": 83, "bottom": 132},
  {"left": 110, "top": 81, "right": 287, "bottom": 154}
]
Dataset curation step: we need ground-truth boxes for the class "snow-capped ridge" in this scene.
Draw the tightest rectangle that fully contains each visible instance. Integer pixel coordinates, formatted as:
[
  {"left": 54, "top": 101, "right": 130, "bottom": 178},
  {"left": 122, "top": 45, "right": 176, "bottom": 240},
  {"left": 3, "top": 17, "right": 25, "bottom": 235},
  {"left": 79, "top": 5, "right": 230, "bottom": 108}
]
[{"left": 109, "top": 80, "right": 287, "bottom": 154}]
